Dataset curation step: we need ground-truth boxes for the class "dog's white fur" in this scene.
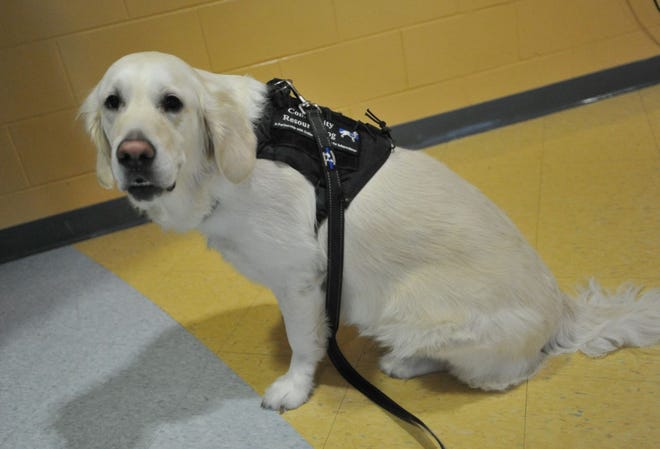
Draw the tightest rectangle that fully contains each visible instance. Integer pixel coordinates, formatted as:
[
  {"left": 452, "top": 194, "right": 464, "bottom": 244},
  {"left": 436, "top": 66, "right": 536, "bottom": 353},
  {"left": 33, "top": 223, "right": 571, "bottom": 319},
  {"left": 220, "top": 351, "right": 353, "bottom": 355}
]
[{"left": 81, "top": 52, "right": 660, "bottom": 411}]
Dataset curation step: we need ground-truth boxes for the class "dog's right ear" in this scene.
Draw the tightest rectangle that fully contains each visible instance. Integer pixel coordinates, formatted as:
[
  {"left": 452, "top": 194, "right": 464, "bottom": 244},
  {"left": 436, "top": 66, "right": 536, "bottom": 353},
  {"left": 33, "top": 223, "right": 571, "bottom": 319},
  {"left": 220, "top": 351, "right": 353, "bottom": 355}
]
[{"left": 79, "top": 86, "right": 114, "bottom": 189}]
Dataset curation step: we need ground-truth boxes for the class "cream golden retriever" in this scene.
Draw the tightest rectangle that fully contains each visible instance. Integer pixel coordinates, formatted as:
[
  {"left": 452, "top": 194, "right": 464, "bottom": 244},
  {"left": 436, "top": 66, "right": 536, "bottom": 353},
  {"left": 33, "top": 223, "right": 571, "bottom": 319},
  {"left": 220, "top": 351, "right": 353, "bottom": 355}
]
[{"left": 81, "top": 52, "right": 660, "bottom": 411}]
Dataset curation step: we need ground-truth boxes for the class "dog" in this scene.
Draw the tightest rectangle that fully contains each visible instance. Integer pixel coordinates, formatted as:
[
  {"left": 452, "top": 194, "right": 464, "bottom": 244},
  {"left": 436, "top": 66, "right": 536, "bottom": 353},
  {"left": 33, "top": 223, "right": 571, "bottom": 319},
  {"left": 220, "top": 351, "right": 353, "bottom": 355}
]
[{"left": 80, "top": 52, "right": 660, "bottom": 412}]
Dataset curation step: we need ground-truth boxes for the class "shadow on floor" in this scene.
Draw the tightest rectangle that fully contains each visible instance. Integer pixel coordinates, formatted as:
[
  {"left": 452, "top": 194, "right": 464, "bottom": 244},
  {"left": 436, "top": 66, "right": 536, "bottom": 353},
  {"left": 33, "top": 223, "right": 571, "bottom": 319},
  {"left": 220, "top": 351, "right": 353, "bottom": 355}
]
[{"left": 53, "top": 324, "right": 261, "bottom": 449}]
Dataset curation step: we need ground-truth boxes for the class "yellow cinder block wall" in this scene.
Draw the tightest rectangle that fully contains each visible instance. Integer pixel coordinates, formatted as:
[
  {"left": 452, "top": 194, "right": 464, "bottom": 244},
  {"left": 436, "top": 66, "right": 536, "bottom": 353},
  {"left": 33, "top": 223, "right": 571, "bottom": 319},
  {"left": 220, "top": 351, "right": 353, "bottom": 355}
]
[{"left": 1, "top": 0, "right": 659, "bottom": 229}]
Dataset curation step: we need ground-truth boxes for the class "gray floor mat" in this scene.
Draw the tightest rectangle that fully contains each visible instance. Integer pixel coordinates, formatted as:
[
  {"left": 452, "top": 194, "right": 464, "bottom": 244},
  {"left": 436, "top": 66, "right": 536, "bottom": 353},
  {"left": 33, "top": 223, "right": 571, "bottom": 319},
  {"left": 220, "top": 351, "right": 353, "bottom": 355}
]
[{"left": 0, "top": 246, "right": 311, "bottom": 449}]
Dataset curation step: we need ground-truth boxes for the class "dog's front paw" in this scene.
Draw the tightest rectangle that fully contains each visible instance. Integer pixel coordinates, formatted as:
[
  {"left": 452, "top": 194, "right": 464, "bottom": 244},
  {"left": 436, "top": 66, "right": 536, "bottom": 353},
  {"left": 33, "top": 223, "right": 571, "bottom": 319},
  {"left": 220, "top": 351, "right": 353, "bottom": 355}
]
[{"left": 261, "top": 372, "right": 313, "bottom": 412}]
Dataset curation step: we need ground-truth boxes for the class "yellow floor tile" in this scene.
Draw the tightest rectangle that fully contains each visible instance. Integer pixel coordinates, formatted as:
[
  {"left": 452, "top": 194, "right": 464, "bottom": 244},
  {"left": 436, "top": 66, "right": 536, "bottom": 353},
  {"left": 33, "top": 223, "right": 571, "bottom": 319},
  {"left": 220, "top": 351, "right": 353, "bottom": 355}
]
[
  {"left": 220, "top": 299, "right": 289, "bottom": 356},
  {"left": 640, "top": 85, "right": 660, "bottom": 151},
  {"left": 537, "top": 156, "right": 660, "bottom": 288},
  {"left": 526, "top": 374, "right": 659, "bottom": 449},
  {"left": 76, "top": 223, "right": 182, "bottom": 277},
  {"left": 540, "top": 346, "right": 660, "bottom": 384},
  {"left": 542, "top": 91, "right": 658, "bottom": 165}
]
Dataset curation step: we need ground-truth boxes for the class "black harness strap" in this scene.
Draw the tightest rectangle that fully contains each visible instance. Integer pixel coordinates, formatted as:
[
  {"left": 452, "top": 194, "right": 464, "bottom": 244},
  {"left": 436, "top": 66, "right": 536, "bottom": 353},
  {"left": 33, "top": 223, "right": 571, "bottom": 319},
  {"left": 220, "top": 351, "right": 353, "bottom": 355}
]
[{"left": 282, "top": 81, "right": 447, "bottom": 449}]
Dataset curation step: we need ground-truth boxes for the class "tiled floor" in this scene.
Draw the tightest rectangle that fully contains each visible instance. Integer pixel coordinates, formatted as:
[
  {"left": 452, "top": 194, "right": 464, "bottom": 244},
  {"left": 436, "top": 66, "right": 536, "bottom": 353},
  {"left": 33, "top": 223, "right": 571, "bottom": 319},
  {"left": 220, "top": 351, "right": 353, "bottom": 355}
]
[{"left": 4, "top": 85, "right": 660, "bottom": 449}]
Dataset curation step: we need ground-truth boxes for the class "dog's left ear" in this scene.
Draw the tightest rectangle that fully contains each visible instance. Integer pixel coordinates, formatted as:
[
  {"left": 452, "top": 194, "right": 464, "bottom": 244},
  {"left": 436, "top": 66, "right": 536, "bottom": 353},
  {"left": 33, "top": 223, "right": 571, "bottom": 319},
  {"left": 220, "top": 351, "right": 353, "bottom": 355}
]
[{"left": 197, "top": 72, "right": 257, "bottom": 184}]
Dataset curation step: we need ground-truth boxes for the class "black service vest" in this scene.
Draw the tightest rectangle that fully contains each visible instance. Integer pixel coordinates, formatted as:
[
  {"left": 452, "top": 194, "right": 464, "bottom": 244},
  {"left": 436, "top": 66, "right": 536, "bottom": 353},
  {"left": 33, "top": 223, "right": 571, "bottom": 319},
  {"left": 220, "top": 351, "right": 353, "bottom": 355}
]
[{"left": 256, "top": 79, "right": 394, "bottom": 225}]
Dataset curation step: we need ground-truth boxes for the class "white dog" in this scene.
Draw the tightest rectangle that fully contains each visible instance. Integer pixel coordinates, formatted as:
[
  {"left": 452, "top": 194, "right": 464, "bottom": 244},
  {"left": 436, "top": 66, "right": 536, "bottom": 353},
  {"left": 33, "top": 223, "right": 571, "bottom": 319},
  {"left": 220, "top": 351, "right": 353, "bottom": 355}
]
[{"left": 81, "top": 52, "right": 660, "bottom": 411}]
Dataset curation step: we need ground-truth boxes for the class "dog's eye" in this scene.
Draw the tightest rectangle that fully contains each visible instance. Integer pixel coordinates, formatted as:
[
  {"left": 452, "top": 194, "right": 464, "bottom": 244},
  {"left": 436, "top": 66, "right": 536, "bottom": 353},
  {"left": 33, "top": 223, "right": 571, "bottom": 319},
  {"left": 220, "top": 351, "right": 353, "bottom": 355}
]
[
  {"left": 104, "top": 94, "right": 122, "bottom": 111},
  {"left": 162, "top": 94, "right": 183, "bottom": 113}
]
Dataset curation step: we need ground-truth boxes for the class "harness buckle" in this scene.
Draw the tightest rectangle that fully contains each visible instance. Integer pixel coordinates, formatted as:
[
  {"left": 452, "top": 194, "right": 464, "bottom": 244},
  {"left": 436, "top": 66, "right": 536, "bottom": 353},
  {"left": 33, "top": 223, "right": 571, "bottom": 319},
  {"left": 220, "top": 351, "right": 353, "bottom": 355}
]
[
  {"left": 278, "top": 79, "right": 320, "bottom": 114},
  {"left": 322, "top": 146, "right": 336, "bottom": 170}
]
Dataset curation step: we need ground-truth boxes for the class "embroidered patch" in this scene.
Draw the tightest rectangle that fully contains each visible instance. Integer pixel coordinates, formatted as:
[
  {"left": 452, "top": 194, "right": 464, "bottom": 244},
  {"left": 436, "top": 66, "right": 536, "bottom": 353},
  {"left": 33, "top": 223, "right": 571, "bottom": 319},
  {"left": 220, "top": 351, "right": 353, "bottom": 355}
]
[
  {"left": 339, "top": 128, "right": 359, "bottom": 143},
  {"left": 272, "top": 107, "right": 360, "bottom": 154}
]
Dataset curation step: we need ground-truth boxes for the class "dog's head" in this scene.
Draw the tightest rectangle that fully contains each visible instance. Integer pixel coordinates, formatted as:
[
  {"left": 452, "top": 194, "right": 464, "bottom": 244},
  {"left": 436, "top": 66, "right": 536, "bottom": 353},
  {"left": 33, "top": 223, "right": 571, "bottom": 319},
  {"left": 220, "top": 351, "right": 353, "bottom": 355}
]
[{"left": 80, "top": 52, "right": 263, "bottom": 203}]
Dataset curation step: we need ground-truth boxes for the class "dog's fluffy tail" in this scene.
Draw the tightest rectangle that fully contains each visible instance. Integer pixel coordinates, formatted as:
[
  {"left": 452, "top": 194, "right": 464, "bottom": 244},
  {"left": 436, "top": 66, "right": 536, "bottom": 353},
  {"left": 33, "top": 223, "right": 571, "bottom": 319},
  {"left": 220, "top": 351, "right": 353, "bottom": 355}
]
[{"left": 546, "top": 279, "right": 660, "bottom": 357}]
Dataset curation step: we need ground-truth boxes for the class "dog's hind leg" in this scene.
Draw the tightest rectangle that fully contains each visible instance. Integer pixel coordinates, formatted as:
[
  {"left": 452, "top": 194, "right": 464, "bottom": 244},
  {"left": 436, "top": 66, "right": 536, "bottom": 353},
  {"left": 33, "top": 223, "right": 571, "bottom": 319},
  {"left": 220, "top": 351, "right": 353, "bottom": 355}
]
[
  {"left": 446, "top": 349, "right": 547, "bottom": 391},
  {"left": 379, "top": 353, "right": 448, "bottom": 379}
]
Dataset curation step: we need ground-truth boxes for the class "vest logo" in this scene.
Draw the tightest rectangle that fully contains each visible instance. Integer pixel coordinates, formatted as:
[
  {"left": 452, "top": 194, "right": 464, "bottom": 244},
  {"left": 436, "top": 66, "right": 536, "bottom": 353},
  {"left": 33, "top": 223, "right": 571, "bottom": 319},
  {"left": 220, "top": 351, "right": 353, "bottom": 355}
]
[
  {"left": 272, "top": 109, "right": 360, "bottom": 154},
  {"left": 339, "top": 128, "right": 360, "bottom": 143}
]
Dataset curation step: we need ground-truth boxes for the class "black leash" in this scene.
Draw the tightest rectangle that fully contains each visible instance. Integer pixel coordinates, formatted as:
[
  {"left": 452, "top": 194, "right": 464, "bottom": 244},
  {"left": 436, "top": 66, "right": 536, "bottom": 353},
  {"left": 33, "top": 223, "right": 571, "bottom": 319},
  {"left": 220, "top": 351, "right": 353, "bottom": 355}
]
[{"left": 282, "top": 80, "right": 447, "bottom": 449}]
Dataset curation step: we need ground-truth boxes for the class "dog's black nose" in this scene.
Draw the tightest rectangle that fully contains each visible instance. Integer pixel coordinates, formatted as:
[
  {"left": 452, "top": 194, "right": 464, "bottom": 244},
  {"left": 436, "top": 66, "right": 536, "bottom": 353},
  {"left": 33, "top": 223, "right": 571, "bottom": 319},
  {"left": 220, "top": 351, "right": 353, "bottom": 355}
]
[{"left": 117, "top": 139, "right": 155, "bottom": 169}]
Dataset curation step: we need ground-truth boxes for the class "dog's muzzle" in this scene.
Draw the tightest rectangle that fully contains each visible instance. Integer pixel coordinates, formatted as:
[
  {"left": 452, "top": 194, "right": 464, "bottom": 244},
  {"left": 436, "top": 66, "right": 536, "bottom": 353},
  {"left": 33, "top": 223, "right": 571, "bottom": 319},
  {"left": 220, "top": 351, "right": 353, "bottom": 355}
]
[{"left": 117, "top": 138, "right": 175, "bottom": 201}]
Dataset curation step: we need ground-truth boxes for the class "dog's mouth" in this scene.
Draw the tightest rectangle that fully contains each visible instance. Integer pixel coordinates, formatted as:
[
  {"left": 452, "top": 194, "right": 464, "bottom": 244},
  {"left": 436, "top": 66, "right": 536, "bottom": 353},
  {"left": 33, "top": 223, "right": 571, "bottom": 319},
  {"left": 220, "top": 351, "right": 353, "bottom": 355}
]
[{"left": 127, "top": 177, "right": 176, "bottom": 201}]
